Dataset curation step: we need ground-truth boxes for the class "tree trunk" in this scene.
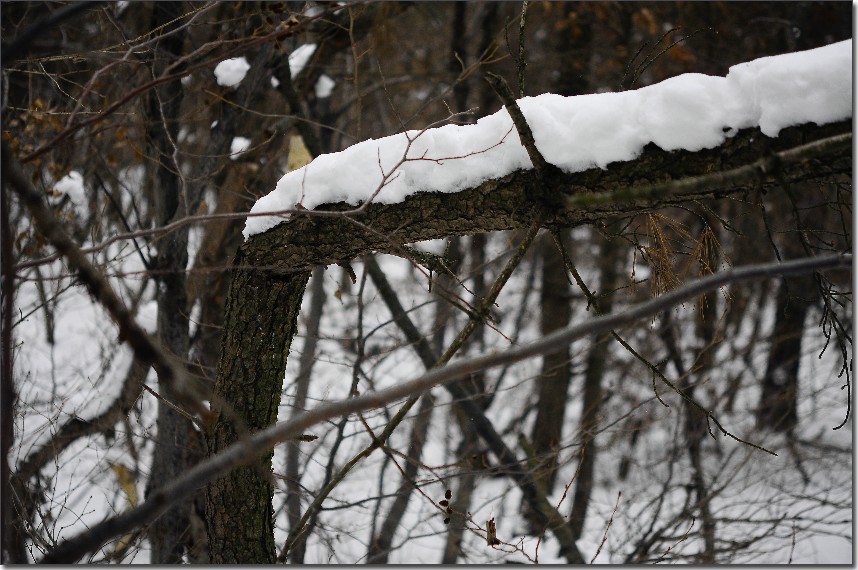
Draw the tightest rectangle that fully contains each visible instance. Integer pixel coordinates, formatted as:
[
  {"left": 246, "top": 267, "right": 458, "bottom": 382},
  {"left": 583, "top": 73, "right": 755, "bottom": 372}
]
[
  {"left": 204, "top": 255, "right": 309, "bottom": 564},
  {"left": 756, "top": 275, "right": 814, "bottom": 432},
  {"left": 530, "top": 233, "right": 573, "bottom": 495},
  {"left": 755, "top": 180, "right": 823, "bottom": 434},
  {"left": 1, "top": 156, "right": 24, "bottom": 563},
  {"left": 144, "top": 3, "right": 192, "bottom": 562},
  {"left": 568, "top": 233, "right": 621, "bottom": 539}
]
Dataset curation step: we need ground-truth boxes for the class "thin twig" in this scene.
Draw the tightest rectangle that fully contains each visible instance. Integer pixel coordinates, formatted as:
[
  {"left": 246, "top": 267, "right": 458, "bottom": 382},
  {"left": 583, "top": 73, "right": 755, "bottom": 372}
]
[
  {"left": 517, "top": 1, "right": 528, "bottom": 97},
  {"left": 590, "top": 491, "right": 622, "bottom": 563},
  {"left": 141, "top": 384, "right": 204, "bottom": 431},
  {"left": 654, "top": 517, "right": 695, "bottom": 563}
]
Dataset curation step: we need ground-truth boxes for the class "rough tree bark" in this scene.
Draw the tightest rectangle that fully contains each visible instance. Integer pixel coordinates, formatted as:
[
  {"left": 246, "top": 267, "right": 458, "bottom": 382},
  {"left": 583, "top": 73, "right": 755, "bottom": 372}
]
[{"left": 204, "top": 255, "right": 309, "bottom": 564}]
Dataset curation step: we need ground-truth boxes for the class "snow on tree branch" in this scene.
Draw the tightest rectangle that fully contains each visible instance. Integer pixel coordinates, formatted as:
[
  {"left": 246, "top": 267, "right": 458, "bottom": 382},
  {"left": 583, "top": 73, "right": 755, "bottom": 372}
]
[{"left": 244, "top": 39, "right": 851, "bottom": 238}]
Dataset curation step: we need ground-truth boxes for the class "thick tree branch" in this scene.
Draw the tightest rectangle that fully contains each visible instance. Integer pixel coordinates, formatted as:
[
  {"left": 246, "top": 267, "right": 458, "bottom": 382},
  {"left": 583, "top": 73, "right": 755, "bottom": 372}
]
[
  {"left": 241, "top": 120, "right": 850, "bottom": 275},
  {"left": 564, "top": 132, "right": 852, "bottom": 209},
  {"left": 18, "top": 123, "right": 846, "bottom": 274}
]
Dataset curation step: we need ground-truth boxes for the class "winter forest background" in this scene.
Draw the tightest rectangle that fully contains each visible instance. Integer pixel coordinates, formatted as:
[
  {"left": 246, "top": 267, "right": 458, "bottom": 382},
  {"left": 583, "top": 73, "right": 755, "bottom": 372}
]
[{"left": 1, "top": 1, "right": 853, "bottom": 564}]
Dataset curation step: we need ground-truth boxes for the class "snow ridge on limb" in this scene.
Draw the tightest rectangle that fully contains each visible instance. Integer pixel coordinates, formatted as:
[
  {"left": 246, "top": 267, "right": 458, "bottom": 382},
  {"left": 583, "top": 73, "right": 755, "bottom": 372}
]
[
  {"left": 244, "top": 39, "right": 852, "bottom": 238},
  {"left": 237, "top": 119, "right": 851, "bottom": 277}
]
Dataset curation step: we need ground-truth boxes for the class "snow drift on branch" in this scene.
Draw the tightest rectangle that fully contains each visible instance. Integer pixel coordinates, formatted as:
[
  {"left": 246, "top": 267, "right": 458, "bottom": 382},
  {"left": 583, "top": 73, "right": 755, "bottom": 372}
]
[{"left": 244, "top": 39, "right": 852, "bottom": 239}]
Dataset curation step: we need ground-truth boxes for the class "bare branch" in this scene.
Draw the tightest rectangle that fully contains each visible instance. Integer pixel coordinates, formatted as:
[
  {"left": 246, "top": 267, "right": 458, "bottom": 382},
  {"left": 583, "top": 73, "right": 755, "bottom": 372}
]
[
  {"left": 517, "top": 1, "right": 529, "bottom": 97},
  {"left": 1, "top": 2, "right": 105, "bottom": 66},
  {"left": 484, "top": 71, "right": 549, "bottom": 175},
  {"left": 18, "top": 11, "right": 316, "bottom": 165}
]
